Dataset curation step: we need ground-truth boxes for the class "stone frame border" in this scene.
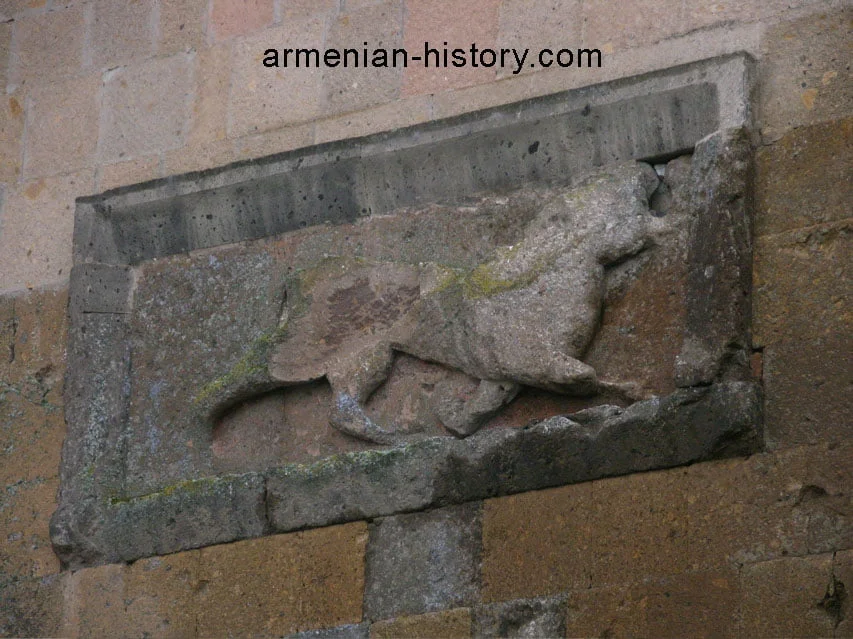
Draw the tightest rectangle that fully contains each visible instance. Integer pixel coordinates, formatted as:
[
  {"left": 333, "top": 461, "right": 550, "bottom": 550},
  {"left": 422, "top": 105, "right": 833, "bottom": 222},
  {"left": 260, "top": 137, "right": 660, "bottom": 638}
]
[{"left": 53, "top": 54, "right": 760, "bottom": 570}]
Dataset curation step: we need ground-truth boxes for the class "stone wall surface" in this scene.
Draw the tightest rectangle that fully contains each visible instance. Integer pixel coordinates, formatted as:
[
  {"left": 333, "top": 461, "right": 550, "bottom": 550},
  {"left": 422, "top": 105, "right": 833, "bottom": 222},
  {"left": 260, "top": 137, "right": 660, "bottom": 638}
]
[{"left": 0, "top": 1, "right": 850, "bottom": 637}]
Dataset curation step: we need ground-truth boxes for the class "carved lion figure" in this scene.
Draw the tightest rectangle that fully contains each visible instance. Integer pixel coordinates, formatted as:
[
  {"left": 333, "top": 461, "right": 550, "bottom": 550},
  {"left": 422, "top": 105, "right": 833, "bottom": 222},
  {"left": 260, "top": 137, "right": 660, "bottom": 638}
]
[{"left": 198, "top": 162, "right": 666, "bottom": 444}]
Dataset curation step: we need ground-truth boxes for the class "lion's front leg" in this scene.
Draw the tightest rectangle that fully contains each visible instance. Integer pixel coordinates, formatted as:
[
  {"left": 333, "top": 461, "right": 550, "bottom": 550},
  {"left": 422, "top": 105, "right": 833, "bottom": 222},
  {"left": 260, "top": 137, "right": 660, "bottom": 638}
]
[{"left": 326, "top": 342, "right": 398, "bottom": 445}]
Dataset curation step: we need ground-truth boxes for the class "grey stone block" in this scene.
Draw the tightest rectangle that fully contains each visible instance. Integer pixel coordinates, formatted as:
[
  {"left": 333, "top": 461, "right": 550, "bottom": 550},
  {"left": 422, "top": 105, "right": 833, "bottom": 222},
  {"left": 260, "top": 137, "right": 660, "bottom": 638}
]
[
  {"left": 474, "top": 597, "right": 567, "bottom": 638},
  {"left": 52, "top": 472, "right": 267, "bottom": 570},
  {"left": 68, "top": 263, "right": 134, "bottom": 319},
  {"left": 364, "top": 503, "right": 482, "bottom": 620},
  {"left": 286, "top": 623, "right": 370, "bottom": 639}
]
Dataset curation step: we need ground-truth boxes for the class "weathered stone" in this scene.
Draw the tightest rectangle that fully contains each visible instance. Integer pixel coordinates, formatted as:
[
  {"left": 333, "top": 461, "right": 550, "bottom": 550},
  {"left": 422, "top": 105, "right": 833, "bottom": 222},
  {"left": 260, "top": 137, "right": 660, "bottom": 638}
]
[
  {"left": 482, "top": 483, "right": 592, "bottom": 602},
  {"left": 87, "top": 0, "right": 155, "bottom": 70},
  {"left": 0, "top": 477, "right": 60, "bottom": 579},
  {"left": 753, "top": 220, "right": 851, "bottom": 447},
  {"left": 760, "top": 7, "right": 853, "bottom": 143},
  {"left": 401, "top": 0, "right": 501, "bottom": 95},
  {"left": 323, "top": 2, "right": 403, "bottom": 115},
  {"left": 565, "top": 571, "right": 741, "bottom": 639},
  {"left": 686, "top": 441, "right": 852, "bottom": 572},
  {"left": 589, "top": 468, "right": 689, "bottom": 585},
  {"left": 196, "top": 523, "right": 366, "bottom": 637},
  {"left": 0, "top": 90, "right": 24, "bottom": 183},
  {"left": 740, "top": 554, "right": 836, "bottom": 638},
  {"left": 7, "top": 3, "right": 84, "bottom": 86},
  {"left": 23, "top": 74, "right": 100, "bottom": 179},
  {"left": 97, "top": 156, "right": 161, "bottom": 192},
  {"left": 370, "top": 609, "right": 471, "bottom": 639},
  {"left": 124, "top": 550, "right": 201, "bottom": 638},
  {"left": 228, "top": 18, "right": 326, "bottom": 137},
  {"left": 0, "top": 573, "right": 66, "bottom": 638},
  {"left": 158, "top": 0, "right": 207, "bottom": 55},
  {"left": 833, "top": 550, "right": 853, "bottom": 637},
  {"left": 99, "top": 53, "right": 193, "bottom": 163},
  {"left": 61, "top": 562, "right": 128, "bottom": 638},
  {"left": 364, "top": 504, "right": 481, "bottom": 620},
  {"left": 756, "top": 117, "right": 853, "bottom": 236},
  {"left": 210, "top": 0, "right": 273, "bottom": 40},
  {"left": 0, "top": 171, "right": 93, "bottom": 291},
  {"left": 289, "top": 623, "right": 370, "bottom": 639},
  {"left": 582, "top": 0, "right": 684, "bottom": 52},
  {"left": 53, "top": 472, "right": 267, "bottom": 570},
  {"left": 473, "top": 596, "right": 566, "bottom": 638},
  {"left": 268, "top": 382, "right": 760, "bottom": 536},
  {"left": 675, "top": 128, "right": 753, "bottom": 387}
]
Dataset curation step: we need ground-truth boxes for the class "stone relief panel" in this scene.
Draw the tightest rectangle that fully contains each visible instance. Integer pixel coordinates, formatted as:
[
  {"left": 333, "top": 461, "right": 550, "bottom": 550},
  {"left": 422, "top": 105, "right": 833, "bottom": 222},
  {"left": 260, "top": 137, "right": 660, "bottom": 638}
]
[{"left": 52, "top": 55, "right": 761, "bottom": 569}]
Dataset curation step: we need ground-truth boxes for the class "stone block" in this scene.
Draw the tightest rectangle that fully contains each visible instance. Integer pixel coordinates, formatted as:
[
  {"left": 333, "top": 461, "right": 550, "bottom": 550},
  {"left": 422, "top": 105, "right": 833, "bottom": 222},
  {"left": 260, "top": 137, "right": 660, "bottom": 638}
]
[
  {"left": 581, "top": 0, "right": 683, "bottom": 53},
  {"left": 228, "top": 17, "right": 326, "bottom": 137},
  {"left": 98, "top": 156, "right": 161, "bottom": 192},
  {"left": 159, "top": 0, "right": 207, "bottom": 55},
  {"left": 87, "top": 0, "right": 155, "bottom": 70},
  {"left": 233, "top": 122, "right": 316, "bottom": 161},
  {"left": 0, "top": 22, "right": 11, "bottom": 89},
  {"left": 371, "top": 608, "right": 471, "bottom": 639},
  {"left": 290, "top": 623, "right": 370, "bottom": 639},
  {"left": 322, "top": 1, "right": 403, "bottom": 115},
  {"left": 0, "top": 91, "right": 24, "bottom": 182},
  {"left": 686, "top": 442, "right": 852, "bottom": 572},
  {"left": 8, "top": 4, "right": 84, "bottom": 85},
  {"left": 589, "top": 468, "right": 690, "bottom": 585},
  {"left": 0, "top": 573, "right": 66, "bottom": 638},
  {"left": 740, "top": 554, "right": 836, "bottom": 638},
  {"left": 364, "top": 504, "right": 481, "bottom": 620},
  {"left": 210, "top": 0, "right": 274, "bottom": 40},
  {"left": 753, "top": 220, "right": 851, "bottom": 447},
  {"left": 0, "top": 391, "right": 64, "bottom": 486},
  {"left": 482, "top": 483, "right": 592, "bottom": 602},
  {"left": 279, "top": 0, "right": 338, "bottom": 19},
  {"left": 566, "top": 571, "right": 741, "bottom": 639},
  {"left": 473, "top": 596, "right": 566, "bottom": 638},
  {"left": 792, "top": 442, "right": 853, "bottom": 556},
  {"left": 196, "top": 523, "right": 366, "bottom": 636},
  {"left": 4, "top": 286, "right": 67, "bottom": 391},
  {"left": 187, "top": 43, "right": 231, "bottom": 147},
  {"left": 24, "top": 74, "right": 100, "bottom": 179},
  {"left": 760, "top": 7, "right": 853, "bottom": 143},
  {"left": 496, "top": 0, "right": 582, "bottom": 78},
  {"left": 163, "top": 138, "right": 236, "bottom": 175},
  {"left": 0, "top": 477, "right": 60, "bottom": 579},
  {"left": 684, "top": 0, "right": 818, "bottom": 31},
  {"left": 124, "top": 550, "right": 201, "bottom": 638},
  {"left": 834, "top": 550, "right": 853, "bottom": 637},
  {"left": 756, "top": 117, "right": 853, "bottom": 236},
  {"left": 62, "top": 562, "right": 128, "bottom": 637},
  {"left": 99, "top": 53, "right": 193, "bottom": 163},
  {"left": 401, "top": 0, "right": 501, "bottom": 96},
  {"left": 0, "top": 171, "right": 92, "bottom": 291},
  {"left": 314, "top": 95, "right": 432, "bottom": 144}
]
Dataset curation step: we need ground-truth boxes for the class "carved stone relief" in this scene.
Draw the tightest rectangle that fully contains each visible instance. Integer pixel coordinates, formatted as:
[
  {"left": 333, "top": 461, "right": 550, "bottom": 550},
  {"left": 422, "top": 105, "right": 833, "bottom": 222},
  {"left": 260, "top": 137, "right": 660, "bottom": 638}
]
[{"left": 52, "top": 55, "right": 761, "bottom": 569}]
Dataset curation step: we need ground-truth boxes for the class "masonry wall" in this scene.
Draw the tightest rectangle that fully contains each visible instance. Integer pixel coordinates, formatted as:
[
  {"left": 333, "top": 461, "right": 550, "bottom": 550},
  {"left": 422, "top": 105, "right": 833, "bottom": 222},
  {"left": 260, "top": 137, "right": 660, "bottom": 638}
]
[{"left": 0, "top": 1, "right": 850, "bottom": 637}]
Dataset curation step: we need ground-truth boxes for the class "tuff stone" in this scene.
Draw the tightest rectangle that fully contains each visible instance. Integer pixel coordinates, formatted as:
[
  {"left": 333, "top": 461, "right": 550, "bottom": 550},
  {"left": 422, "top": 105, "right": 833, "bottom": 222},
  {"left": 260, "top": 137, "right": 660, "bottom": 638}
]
[
  {"left": 370, "top": 609, "right": 471, "bottom": 639},
  {"left": 473, "top": 596, "right": 567, "bottom": 638},
  {"left": 364, "top": 503, "right": 482, "bottom": 620}
]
